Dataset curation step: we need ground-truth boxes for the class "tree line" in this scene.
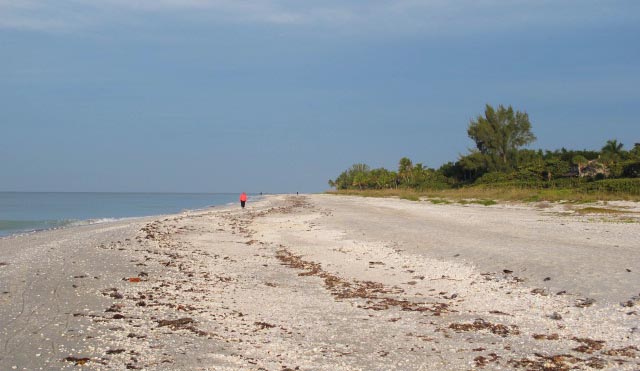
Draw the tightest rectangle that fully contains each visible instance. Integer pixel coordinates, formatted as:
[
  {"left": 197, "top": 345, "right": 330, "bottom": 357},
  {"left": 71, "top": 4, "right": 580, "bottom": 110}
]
[{"left": 329, "top": 104, "right": 640, "bottom": 191}]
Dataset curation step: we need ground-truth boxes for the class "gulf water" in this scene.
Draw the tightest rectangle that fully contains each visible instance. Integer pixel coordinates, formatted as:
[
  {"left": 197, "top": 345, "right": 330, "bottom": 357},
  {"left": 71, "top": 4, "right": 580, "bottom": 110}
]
[{"left": 0, "top": 192, "right": 245, "bottom": 237}]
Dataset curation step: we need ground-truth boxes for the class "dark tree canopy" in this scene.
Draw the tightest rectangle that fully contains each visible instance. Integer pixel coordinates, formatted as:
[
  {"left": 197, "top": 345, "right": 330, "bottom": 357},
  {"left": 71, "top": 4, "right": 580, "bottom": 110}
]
[
  {"left": 329, "top": 104, "right": 640, "bottom": 192},
  {"left": 601, "top": 139, "right": 624, "bottom": 163},
  {"left": 467, "top": 104, "right": 536, "bottom": 171}
]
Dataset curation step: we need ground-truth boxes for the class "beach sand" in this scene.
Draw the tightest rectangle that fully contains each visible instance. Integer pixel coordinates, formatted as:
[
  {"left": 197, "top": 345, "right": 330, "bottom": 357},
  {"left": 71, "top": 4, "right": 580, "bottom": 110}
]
[{"left": 1, "top": 194, "right": 638, "bottom": 370}]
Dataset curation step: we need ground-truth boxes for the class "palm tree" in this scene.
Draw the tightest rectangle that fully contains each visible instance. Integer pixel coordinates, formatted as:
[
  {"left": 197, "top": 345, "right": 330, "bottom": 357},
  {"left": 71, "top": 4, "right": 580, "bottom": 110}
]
[
  {"left": 398, "top": 157, "right": 413, "bottom": 186},
  {"left": 352, "top": 173, "right": 367, "bottom": 190},
  {"left": 601, "top": 139, "right": 624, "bottom": 164}
]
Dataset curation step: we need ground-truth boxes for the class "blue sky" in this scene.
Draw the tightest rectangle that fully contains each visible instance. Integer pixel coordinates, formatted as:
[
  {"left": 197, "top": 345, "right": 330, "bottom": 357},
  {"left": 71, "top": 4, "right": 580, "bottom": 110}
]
[{"left": 1, "top": 1, "right": 639, "bottom": 193}]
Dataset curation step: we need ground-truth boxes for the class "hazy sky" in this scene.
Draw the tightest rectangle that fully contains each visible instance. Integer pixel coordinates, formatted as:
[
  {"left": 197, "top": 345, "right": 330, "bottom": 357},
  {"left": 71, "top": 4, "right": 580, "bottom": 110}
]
[{"left": 1, "top": 1, "right": 639, "bottom": 193}]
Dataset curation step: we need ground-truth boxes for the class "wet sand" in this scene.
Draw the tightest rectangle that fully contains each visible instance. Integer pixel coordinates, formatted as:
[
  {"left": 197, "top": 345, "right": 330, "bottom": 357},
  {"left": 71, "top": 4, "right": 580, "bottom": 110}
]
[{"left": 1, "top": 194, "right": 638, "bottom": 370}]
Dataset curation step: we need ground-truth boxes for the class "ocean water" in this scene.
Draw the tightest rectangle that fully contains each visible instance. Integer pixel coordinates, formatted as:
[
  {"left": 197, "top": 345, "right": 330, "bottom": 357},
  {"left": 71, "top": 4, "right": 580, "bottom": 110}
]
[{"left": 0, "top": 192, "right": 245, "bottom": 237}]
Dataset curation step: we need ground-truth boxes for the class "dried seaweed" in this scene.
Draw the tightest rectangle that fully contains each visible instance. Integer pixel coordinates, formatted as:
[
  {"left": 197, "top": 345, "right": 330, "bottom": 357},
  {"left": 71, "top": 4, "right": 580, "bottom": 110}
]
[
  {"left": 532, "top": 333, "right": 560, "bottom": 340},
  {"left": 489, "top": 310, "right": 512, "bottom": 316},
  {"left": 64, "top": 356, "right": 91, "bottom": 365},
  {"left": 602, "top": 346, "right": 639, "bottom": 357},
  {"left": 254, "top": 321, "right": 276, "bottom": 330},
  {"left": 575, "top": 298, "right": 596, "bottom": 308},
  {"left": 531, "top": 288, "right": 549, "bottom": 296},
  {"left": 508, "top": 353, "right": 583, "bottom": 371},
  {"left": 157, "top": 317, "right": 194, "bottom": 329},
  {"left": 106, "top": 349, "right": 126, "bottom": 354},
  {"left": 106, "top": 304, "right": 124, "bottom": 313},
  {"left": 571, "top": 337, "right": 605, "bottom": 353},
  {"left": 448, "top": 319, "right": 519, "bottom": 337},
  {"left": 276, "top": 248, "right": 450, "bottom": 315},
  {"left": 474, "top": 353, "right": 500, "bottom": 368}
]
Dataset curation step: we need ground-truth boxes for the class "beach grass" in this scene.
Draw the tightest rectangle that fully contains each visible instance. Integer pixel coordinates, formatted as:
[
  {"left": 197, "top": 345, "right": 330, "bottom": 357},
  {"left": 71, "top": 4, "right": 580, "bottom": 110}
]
[
  {"left": 574, "top": 207, "right": 635, "bottom": 215},
  {"left": 458, "top": 199, "right": 497, "bottom": 206},
  {"left": 399, "top": 194, "right": 420, "bottom": 201},
  {"left": 429, "top": 199, "right": 452, "bottom": 205},
  {"left": 327, "top": 187, "right": 640, "bottom": 203}
]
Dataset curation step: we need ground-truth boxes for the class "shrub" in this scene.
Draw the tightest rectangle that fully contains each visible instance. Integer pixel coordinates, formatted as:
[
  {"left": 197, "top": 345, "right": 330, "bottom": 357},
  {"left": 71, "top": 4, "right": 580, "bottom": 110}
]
[
  {"left": 622, "top": 161, "right": 640, "bottom": 178},
  {"left": 472, "top": 199, "right": 497, "bottom": 206},
  {"left": 474, "top": 172, "right": 513, "bottom": 184},
  {"left": 579, "top": 178, "right": 640, "bottom": 195}
]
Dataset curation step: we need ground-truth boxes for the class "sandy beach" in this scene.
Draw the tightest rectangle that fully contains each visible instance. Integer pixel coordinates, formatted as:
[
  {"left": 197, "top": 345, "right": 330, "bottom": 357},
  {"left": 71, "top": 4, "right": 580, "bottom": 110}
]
[{"left": 1, "top": 194, "right": 639, "bottom": 370}]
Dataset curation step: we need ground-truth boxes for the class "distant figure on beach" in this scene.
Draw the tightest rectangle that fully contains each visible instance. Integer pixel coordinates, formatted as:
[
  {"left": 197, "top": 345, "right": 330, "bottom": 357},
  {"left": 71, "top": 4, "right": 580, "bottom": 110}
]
[{"left": 240, "top": 192, "right": 247, "bottom": 209}]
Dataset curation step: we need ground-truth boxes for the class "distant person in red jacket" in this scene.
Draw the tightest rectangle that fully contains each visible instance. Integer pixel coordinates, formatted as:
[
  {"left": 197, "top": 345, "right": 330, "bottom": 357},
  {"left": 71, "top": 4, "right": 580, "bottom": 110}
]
[{"left": 240, "top": 192, "right": 248, "bottom": 209}]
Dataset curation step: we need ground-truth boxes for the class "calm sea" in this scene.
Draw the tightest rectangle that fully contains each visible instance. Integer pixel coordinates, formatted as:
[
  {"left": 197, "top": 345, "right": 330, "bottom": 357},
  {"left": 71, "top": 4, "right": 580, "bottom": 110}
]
[{"left": 0, "top": 192, "right": 245, "bottom": 237}]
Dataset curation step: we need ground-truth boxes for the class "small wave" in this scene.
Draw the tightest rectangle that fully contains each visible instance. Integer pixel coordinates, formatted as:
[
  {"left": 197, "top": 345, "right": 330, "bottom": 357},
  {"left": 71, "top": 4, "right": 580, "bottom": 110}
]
[
  {"left": 0, "top": 219, "right": 73, "bottom": 230},
  {"left": 0, "top": 217, "right": 126, "bottom": 238},
  {"left": 68, "top": 218, "right": 122, "bottom": 227},
  {"left": 0, "top": 192, "right": 241, "bottom": 238}
]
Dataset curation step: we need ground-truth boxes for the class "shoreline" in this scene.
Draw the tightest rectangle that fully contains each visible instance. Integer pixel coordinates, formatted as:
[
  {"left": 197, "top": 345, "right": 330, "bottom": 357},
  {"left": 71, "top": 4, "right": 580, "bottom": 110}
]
[
  {"left": 0, "top": 191, "right": 252, "bottom": 239},
  {"left": 0, "top": 202, "right": 243, "bottom": 240},
  {"left": 1, "top": 194, "right": 638, "bottom": 370},
  {"left": 0, "top": 216, "right": 139, "bottom": 240}
]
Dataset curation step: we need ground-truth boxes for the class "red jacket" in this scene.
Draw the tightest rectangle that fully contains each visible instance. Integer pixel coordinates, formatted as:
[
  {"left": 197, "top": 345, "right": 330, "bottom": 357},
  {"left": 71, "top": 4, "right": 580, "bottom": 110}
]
[{"left": 240, "top": 193, "right": 247, "bottom": 202}]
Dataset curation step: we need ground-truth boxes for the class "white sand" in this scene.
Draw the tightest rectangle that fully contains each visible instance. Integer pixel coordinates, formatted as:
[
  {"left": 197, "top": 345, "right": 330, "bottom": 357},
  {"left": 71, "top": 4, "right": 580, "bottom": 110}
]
[{"left": 1, "top": 194, "right": 638, "bottom": 370}]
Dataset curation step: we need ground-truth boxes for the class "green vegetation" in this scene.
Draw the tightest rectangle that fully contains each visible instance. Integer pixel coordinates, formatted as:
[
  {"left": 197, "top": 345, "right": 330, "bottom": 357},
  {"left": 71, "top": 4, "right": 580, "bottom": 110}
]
[
  {"left": 455, "top": 199, "right": 496, "bottom": 206},
  {"left": 399, "top": 194, "right": 420, "bottom": 201},
  {"left": 466, "top": 104, "right": 536, "bottom": 173},
  {"left": 328, "top": 104, "right": 640, "bottom": 201},
  {"left": 473, "top": 199, "right": 498, "bottom": 206},
  {"left": 574, "top": 207, "right": 634, "bottom": 215},
  {"left": 429, "top": 199, "right": 451, "bottom": 205}
]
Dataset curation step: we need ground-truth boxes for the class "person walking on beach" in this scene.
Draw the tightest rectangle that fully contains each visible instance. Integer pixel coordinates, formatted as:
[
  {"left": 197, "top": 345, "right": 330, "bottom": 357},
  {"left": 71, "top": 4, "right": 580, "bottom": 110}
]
[{"left": 240, "top": 192, "right": 248, "bottom": 209}]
